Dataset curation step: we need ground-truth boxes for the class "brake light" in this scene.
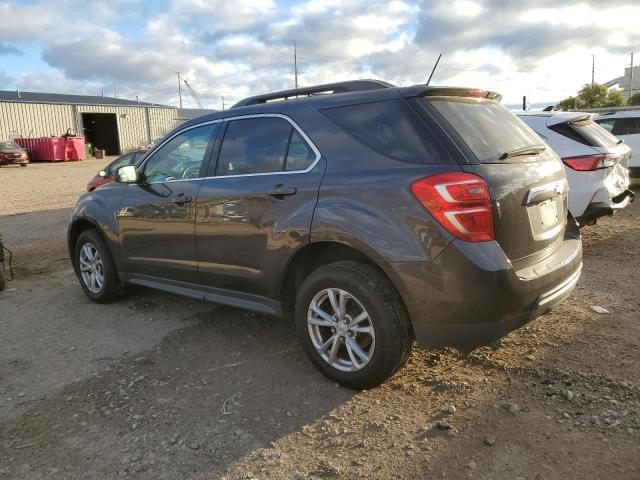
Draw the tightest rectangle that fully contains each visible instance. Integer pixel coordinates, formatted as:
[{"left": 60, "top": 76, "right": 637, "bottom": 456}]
[
  {"left": 466, "top": 89, "right": 489, "bottom": 98},
  {"left": 411, "top": 172, "right": 494, "bottom": 242},
  {"left": 562, "top": 154, "right": 618, "bottom": 171}
]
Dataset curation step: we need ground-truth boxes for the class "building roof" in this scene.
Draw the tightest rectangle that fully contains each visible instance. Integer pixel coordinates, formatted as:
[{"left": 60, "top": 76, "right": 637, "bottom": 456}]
[
  {"left": 177, "top": 108, "right": 220, "bottom": 120},
  {"left": 0, "top": 89, "right": 172, "bottom": 108}
]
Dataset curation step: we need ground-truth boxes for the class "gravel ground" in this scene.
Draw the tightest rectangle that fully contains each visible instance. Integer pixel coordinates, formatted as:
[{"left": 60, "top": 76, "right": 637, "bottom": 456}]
[
  {"left": 0, "top": 158, "right": 116, "bottom": 216},
  {"left": 0, "top": 163, "right": 638, "bottom": 479}
]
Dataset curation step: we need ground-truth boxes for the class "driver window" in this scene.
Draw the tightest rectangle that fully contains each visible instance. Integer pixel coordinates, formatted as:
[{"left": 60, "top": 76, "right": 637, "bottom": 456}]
[{"left": 143, "top": 124, "right": 217, "bottom": 183}]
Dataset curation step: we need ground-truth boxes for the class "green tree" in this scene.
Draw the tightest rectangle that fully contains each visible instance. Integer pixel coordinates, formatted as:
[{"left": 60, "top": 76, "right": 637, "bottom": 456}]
[
  {"left": 628, "top": 93, "right": 640, "bottom": 106},
  {"left": 557, "top": 83, "right": 625, "bottom": 110}
]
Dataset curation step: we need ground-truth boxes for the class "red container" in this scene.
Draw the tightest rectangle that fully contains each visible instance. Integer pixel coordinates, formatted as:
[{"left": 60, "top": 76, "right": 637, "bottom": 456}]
[{"left": 15, "top": 137, "right": 86, "bottom": 162}]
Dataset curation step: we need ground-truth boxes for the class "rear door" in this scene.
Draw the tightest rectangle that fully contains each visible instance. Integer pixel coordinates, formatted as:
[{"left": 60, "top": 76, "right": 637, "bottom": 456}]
[
  {"left": 195, "top": 115, "right": 324, "bottom": 300},
  {"left": 417, "top": 95, "right": 569, "bottom": 267}
]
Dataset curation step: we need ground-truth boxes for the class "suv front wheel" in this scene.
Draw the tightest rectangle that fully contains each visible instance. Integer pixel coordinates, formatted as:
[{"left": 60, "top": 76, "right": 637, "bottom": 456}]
[
  {"left": 74, "top": 229, "right": 122, "bottom": 303},
  {"left": 295, "top": 261, "right": 413, "bottom": 389}
]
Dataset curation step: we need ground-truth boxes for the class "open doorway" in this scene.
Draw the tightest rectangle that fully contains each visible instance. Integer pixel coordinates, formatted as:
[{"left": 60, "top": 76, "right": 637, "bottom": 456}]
[{"left": 81, "top": 113, "right": 120, "bottom": 155}]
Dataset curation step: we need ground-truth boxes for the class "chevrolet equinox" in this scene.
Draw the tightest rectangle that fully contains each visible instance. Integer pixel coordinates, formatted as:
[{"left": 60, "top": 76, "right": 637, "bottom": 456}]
[{"left": 68, "top": 80, "right": 583, "bottom": 389}]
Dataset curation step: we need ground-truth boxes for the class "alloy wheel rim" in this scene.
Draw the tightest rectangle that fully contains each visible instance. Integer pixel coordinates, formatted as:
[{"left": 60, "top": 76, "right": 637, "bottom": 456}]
[
  {"left": 79, "top": 242, "right": 104, "bottom": 294},
  {"left": 307, "top": 288, "right": 375, "bottom": 372}
]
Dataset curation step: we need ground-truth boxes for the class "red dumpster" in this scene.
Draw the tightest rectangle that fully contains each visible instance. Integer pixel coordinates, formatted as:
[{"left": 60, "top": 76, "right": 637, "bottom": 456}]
[{"left": 15, "top": 137, "right": 86, "bottom": 162}]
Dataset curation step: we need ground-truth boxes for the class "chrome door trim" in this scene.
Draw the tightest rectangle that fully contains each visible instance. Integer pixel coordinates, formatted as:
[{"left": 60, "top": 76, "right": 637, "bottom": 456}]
[{"left": 138, "top": 113, "right": 322, "bottom": 185}]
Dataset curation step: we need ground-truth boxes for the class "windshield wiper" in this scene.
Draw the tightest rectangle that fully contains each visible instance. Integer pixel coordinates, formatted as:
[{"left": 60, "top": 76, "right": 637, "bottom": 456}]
[{"left": 499, "top": 144, "right": 547, "bottom": 160}]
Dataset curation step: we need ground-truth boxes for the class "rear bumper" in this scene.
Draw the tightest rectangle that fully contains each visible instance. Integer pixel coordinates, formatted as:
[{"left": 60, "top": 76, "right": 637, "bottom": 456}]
[
  {"left": 386, "top": 221, "right": 583, "bottom": 350},
  {"left": 576, "top": 189, "right": 634, "bottom": 225}
]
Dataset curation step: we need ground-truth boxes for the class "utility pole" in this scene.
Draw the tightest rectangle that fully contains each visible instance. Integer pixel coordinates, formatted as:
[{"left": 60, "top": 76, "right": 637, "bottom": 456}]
[
  {"left": 293, "top": 41, "right": 299, "bottom": 89},
  {"left": 427, "top": 53, "right": 442, "bottom": 86},
  {"left": 522, "top": 96, "right": 527, "bottom": 110},
  {"left": 176, "top": 72, "right": 183, "bottom": 109},
  {"left": 630, "top": 52, "right": 635, "bottom": 98},
  {"left": 222, "top": 96, "right": 225, "bottom": 110},
  {"left": 591, "top": 55, "right": 595, "bottom": 85}
]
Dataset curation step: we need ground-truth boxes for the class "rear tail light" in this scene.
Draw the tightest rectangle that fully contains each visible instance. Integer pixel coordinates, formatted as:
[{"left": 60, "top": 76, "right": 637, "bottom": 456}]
[
  {"left": 562, "top": 154, "right": 618, "bottom": 171},
  {"left": 411, "top": 172, "right": 494, "bottom": 242}
]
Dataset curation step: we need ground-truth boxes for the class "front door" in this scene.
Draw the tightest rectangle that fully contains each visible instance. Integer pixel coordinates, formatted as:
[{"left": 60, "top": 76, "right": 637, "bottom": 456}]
[
  {"left": 118, "top": 123, "right": 219, "bottom": 283},
  {"left": 196, "top": 116, "right": 324, "bottom": 300}
]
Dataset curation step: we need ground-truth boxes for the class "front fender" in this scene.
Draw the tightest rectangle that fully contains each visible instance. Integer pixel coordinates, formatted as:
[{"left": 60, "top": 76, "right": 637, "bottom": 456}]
[{"left": 68, "top": 184, "right": 127, "bottom": 269}]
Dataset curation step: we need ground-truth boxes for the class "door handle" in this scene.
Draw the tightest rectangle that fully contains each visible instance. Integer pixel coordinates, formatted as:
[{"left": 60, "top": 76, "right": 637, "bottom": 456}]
[
  {"left": 171, "top": 195, "right": 192, "bottom": 205},
  {"left": 267, "top": 185, "right": 297, "bottom": 197}
]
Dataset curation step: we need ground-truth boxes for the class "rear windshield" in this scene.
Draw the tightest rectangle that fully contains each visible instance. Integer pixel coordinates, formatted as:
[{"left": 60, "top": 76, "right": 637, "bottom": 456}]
[
  {"left": 426, "top": 97, "right": 542, "bottom": 163},
  {"left": 321, "top": 99, "right": 450, "bottom": 163},
  {"left": 551, "top": 119, "right": 620, "bottom": 147},
  {"left": 0, "top": 141, "right": 21, "bottom": 149}
]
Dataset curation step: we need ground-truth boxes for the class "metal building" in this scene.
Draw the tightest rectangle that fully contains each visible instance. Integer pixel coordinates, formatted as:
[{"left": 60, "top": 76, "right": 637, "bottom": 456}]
[{"left": 0, "top": 90, "right": 183, "bottom": 155}]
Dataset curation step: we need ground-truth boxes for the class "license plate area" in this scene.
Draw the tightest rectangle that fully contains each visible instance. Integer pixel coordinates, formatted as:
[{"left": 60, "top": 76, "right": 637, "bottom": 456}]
[
  {"left": 539, "top": 199, "right": 558, "bottom": 227},
  {"left": 527, "top": 196, "right": 565, "bottom": 241}
]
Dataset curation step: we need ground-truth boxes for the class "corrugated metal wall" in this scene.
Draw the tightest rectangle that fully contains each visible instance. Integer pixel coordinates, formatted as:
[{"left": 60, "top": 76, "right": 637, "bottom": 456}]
[
  {"left": 0, "top": 102, "right": 180, "bottom": 154},
  {"left": 0, "top": 102, "right": 74, "bottom": 139}
]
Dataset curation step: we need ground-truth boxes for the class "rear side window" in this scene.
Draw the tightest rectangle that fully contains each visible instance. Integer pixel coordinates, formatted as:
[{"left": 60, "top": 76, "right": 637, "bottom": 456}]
[
  {"left": 217, "top": 118, "right": 291, "bottom": 176},
  {"left": 596, "top": 118, "right": 615, "bottom": 132},
  {"left": 215, "top": 117, "right": 316, "bottom": 176},
  {"left": 550, "top": 119, "right": 619, "bottom": 147},
  {"left": 427, "top": 97, "right": 541, "bottom": 163},
  {"left": 285, "top": 130, "right": 316, "bottom": 171},
  {"left": 613, "top": 117, "right": 640, "bottom": 136},
  {"left": 321, "top": 99, "right": 448, "bottom": 163}
]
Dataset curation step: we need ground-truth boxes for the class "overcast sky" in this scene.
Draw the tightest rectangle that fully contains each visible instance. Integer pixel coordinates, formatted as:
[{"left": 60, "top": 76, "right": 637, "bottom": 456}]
[{"left": 0, "top": 0, "right": 638, "bottom": 109}]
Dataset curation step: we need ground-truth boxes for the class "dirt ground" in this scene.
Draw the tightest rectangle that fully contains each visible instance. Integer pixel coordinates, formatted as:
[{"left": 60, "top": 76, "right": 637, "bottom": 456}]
[{"left": 0, "top": 161, "right": 639, "bottom": 480}]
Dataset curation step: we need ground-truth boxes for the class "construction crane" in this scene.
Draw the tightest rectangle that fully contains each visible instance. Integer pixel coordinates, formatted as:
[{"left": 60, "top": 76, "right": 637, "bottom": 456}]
[{"left": 182, "top": 79, "right": 205, "bottom": 109}]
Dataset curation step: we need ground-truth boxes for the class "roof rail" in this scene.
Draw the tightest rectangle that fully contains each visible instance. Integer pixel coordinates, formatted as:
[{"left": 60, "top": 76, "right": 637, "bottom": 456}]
[{"left": 232, "top": 79, "right": 394, "bottom": 108}]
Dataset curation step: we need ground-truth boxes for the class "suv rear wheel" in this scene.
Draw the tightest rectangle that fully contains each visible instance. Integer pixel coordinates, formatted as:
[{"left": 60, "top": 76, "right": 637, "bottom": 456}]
[
  {"left": 295, "top": 261, "right": 412, "bottom": 389},
  {"left": 74, "top": 229, "right": 122, "bottom": 303}
]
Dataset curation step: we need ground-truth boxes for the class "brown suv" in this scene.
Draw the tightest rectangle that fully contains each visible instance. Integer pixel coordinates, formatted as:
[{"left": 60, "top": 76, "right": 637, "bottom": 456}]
[{"left": 68, "top": 81, "right": 582, "bottom": 389}]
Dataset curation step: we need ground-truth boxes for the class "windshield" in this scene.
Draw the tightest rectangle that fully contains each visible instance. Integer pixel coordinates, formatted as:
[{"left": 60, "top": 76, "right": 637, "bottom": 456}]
[
  {"left": 427, "top": 97, "right": 542, "bottom": 163},
  {"left": 0, "top": 141, "right": 21, "bottom": 150}
]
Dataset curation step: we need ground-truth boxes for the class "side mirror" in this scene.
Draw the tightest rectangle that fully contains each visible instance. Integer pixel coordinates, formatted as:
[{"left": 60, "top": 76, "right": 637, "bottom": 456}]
[
  {"left": 98, "top": 169, "right": 107, "bottom": 177},
  {"left": 116, "top": 165, "right": 139, "bottom": 183}
]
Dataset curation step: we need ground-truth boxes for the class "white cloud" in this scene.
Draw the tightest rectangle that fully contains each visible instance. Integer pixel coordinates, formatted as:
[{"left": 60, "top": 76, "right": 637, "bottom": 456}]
[{"left": 0, "top": 0, "right": 638, "bottom": 107}]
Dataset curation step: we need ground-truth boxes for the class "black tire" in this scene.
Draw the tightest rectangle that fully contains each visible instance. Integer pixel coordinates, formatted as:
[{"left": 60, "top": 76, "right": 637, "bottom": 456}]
[
  {"left": 0, "top": 263, "right": 6, "bottom": 291},
  {"left": 19, "top": 163, "right": 27, "bottom": 167},
  {"left": 74, "top": 229, "right": 122, "bottom": 303},
  {"left": 294, "top": 261, "right": 413, "bottom": 390}
]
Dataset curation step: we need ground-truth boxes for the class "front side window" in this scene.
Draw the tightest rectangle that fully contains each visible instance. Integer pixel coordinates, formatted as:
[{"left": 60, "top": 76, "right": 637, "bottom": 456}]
[{"left": 143, "top": 124, "right": 217, "bottom": 183}]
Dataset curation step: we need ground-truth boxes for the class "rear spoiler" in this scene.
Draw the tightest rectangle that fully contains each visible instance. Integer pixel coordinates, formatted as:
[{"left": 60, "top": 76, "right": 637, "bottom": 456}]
[
  {"left": 401, "top": 86, "right": 502, "bottom": 102},
  {"left": 546, "top": 113, "right": 595, "bottom": 127}
]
